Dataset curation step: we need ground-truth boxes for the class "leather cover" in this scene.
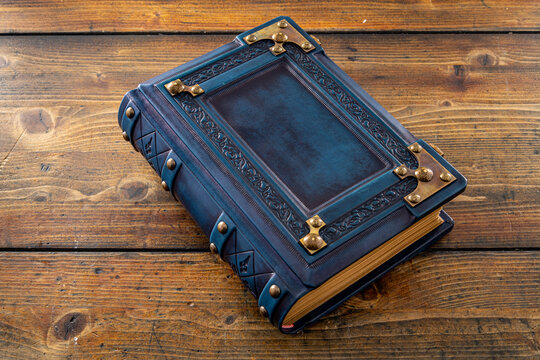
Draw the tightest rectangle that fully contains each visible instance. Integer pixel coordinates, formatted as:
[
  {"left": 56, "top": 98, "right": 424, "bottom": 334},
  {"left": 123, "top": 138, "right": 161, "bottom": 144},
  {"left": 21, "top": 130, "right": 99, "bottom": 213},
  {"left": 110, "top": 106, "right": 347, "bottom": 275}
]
[{"left": 117, "top": 16, "right": 467, "bottom": 333}]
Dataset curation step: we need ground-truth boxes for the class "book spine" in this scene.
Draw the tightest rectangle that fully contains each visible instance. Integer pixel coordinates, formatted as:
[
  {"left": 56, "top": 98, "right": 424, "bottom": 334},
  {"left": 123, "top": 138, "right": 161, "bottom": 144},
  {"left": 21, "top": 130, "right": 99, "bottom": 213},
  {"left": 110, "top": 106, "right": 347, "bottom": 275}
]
[
  {"left": 118, "top": 89, "right": 292, "bottom": 328},
  {"left": 118, "top": 89, "right": 223, "bottom": 238}
]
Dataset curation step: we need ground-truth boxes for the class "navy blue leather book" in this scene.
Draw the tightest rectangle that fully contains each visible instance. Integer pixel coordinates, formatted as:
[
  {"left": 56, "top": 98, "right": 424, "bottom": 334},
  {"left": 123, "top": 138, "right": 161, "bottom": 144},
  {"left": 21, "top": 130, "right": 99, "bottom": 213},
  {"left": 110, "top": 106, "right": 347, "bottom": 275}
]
[{"left": 118, "top": 16, "right": 467, "bottom": 333}]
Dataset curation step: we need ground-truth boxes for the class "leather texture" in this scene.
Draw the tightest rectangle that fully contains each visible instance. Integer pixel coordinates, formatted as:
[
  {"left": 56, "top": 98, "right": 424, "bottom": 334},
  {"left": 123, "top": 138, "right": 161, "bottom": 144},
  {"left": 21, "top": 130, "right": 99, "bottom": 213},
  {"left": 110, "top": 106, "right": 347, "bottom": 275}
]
[{"left": 117, "top": 16, "right": 467, "bottom": 333}]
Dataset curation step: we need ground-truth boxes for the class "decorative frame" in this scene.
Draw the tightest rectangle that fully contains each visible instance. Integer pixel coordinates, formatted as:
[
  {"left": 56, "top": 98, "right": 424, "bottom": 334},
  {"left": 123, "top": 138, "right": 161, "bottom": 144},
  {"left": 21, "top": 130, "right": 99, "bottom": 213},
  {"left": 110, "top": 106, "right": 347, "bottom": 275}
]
[{"left": 170, "top": 40, "right": 417, "bottom": 242}]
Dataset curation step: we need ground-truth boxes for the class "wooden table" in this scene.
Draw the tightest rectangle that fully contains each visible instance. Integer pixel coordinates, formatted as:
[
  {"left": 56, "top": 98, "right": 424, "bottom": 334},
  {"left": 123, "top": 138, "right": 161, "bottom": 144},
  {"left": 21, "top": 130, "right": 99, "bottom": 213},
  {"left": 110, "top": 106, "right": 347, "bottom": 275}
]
[{"left": 0, "top": 1, "right": 539, "bottom": 359}]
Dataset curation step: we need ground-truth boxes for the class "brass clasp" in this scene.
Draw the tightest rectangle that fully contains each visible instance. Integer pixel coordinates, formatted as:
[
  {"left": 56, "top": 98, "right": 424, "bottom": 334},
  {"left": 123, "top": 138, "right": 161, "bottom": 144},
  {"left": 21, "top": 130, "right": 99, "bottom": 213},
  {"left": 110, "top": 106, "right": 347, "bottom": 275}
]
[
  {"left": 394, "top": 143, "right": 456, "bottom": 206},
  {"left": 164, "top": 79, "right": 204, "bottom": 97},
  {"left": 299, "top": 215, "right": 327, "bottom": 254},
  {"left": 243, "top": 19, "right": 316, "bottom": 56}
]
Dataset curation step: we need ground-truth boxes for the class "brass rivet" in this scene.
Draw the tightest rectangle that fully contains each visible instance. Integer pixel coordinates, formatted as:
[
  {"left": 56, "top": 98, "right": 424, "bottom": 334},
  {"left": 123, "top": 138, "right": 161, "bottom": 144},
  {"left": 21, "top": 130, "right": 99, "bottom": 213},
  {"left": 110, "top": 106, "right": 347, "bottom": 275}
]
[
  {"left": 409, "top": 143, "right": 423, "bottom": 153},
  {"left": 217, "top": 221, "right": 228, "bottom": 234},
  {"left": 301, "top": 41, "right": 313, "bottom": 50},
  {"left": 415, "top": 167, "right": 434, "bottom": 182},
  {"left": 395, "top": 165, "right": 408, "bottom": 176},
  {"left": 310, "top": 217, "right": 321, "bottom": 228},
  {"left": 407, "top": 194, "right": 421, "bottom": 204},
  {"left": 440, "top": 171, "right": 453, "bottom": 182},
  {"left": 304, "top": 234, "right": 324, "bottom": 251},
  {"left": 122, "top": 131, "right": 129, "bottom": 141},
  {"left": 126, "top": 107, "right": 135, "bottom": 118},
  {"left": 191, "top": 85, "right": 204, "bottom": 95},
  {"left": 277, "top": 20, "right": 288, "bottom": 28},
  {"left": 165, "top": 79, "right": 184, "bottom": 96},
  {"left": 272, "top": 32, "right": 288, "bottom": 43},
  {"left": 209, "top": 243, "right": 218, "bottom": 254},
  {"left": 166, "top": 158, "right": 176, "bottom": 170},
  {"left": 246, "top": 34, "right": 257, "bottom": 43},
  {"left": 269, "top": 284, "right": 281, "bottom": 298},
  {"left": 272, "top": 44, "right": 285, "bottom": 54},
  {"left": 161, "top": 181, "right": 169, "bottom": 191},
  {"left": 259, "top": 306, "right": 268, "bottom": 317}
]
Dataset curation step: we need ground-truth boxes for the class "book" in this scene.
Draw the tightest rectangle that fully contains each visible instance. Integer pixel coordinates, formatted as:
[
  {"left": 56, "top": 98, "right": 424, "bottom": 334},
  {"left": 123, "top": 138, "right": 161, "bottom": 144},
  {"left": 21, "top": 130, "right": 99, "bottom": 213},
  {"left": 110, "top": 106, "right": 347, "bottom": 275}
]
[{"left": 117, "top": 16, "right": 467, "bottom": 333}]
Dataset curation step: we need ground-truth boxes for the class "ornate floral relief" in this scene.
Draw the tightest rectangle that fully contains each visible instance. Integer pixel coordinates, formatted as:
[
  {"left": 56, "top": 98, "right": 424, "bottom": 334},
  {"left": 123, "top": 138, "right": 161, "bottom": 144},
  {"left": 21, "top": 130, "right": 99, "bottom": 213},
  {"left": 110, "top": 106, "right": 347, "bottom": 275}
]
[
  {"left": 285, "top": 45, "right": 418, "bottom": 169},
  {"left": 320, "top": 177, "right": 417, "bottom": 241},
  {"left": 178, "top": 96, "right": 308, "bottom": 238},
  {"left": 175, "top": 42, "right": 417, "bottom": 243}
]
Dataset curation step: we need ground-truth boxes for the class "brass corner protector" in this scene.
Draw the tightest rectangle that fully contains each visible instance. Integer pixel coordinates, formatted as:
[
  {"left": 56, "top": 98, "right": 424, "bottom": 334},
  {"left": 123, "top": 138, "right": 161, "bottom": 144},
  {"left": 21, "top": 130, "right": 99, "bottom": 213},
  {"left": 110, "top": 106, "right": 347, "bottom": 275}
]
[
  {"left": 299, "top": 215, "right": 327, "bottom": 255},
  {"left": 393, "top": 143, "right": 456, "bottom": 207},
  {"left": 165, "top": 79, "right": 204, "bottom": 97},
  {"left": 243, "top": 19, "right": 316, "bottom": 56}
]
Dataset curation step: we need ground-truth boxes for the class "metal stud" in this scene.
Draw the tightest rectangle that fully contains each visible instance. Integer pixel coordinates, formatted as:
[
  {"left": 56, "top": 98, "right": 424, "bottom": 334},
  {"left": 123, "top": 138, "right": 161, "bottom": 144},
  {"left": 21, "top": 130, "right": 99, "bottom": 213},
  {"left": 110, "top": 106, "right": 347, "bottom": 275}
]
[
  {"left": 395, "top": 165, "right": 408, "bottom": 176},
  {"left": 269, "top": 284, "right": 281, "bottom": 298},
  {"left": 310, "top": 217, "right": 322, "bottom": 228},
  {"left": 407, "top": 194, "right": 421, "bottom": 204},
  {"left": 217, "top": 221, "right": 228, "bottom": 234},
  {"left": 126, "top": 107, "right": 135, "bottom": 118},
  {"left": 209, "top": 243, "right": 218, "bottom": 254},
  {"left": 191, "top": 84, "right": 204, "bottom": 95},
  {"left": 277, "top": 20, "right": 288, "bottom": 28},
  {"left": 246, "top": 34, "right": 257, "bottom": 43},
  {"left": 414, "top": 167, "right": 434, "bottom": 182},
  {"left": 409, "top": 143, "right": 423, "bottom": 153},
  {"left": 304, "top": 234, "right": 325, "bottom": 251},
  {"left": 301, "top": 41, "right": 313, "bottom": 51},
  {"left": 259, "top": 306, "right": 268, "bottom": 317},
  {"left": 440, "top": 171, "right": 453, "bottom": 182},
  {"left": 166, "top": 158, "right": 176, "bottom": 170},
  {"left": 161, "top": 181, "right": 169, "bottom": 191},
  {"left": 271, "top": 44, "right": 285, "bottom": 54},
  {"left": 272, "top": 32, "right": 288, "bottom": 43},
  {"left": 122, "top": 131, "right": 129, "bottom": 141}
]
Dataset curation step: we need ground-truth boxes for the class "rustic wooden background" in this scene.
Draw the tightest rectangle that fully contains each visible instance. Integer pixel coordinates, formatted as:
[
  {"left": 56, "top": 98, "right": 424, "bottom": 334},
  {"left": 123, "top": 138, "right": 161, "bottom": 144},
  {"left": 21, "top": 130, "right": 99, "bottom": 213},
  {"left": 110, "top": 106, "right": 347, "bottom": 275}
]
[{"left": 0, "top": 1, "right": 539, "bottom": 359}]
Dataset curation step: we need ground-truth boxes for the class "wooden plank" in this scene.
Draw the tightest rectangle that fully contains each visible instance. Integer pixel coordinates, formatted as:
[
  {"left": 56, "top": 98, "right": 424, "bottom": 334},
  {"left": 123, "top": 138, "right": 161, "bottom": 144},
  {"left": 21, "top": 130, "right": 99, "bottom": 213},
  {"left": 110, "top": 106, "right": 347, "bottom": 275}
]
[
  {"left": 0, "top": 251, "right": 538, "bottom": 359},
  {"left": 0, "top": 1, "right": 539, "bottom": 33},
  {"left": 0, "top": 34, "right": 538, "bottom": 249}
]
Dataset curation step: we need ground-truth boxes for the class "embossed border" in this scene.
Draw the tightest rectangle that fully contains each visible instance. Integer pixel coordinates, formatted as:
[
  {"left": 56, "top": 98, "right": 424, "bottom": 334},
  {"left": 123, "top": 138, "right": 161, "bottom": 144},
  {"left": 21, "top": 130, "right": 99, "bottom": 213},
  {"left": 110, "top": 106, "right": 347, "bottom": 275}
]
[{"left": 173, "top": 41, "right": 417, "bottom": 242}]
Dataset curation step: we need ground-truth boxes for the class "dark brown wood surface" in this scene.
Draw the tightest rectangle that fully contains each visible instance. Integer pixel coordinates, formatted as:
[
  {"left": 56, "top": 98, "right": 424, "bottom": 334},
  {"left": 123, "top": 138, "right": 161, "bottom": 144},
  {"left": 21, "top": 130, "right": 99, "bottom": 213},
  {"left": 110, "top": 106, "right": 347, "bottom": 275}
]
[
  {"left": 1, "top": 34, "right": 538, "bottom": 250},
  {"left": 0, "top": 0, "right": 539, "bottom": 33},
  {"left": 0, "top": 251, "right": 539, "bottom": 359},
  {"left": 0, "top": 1, "right": 538, "bottom": 359}
]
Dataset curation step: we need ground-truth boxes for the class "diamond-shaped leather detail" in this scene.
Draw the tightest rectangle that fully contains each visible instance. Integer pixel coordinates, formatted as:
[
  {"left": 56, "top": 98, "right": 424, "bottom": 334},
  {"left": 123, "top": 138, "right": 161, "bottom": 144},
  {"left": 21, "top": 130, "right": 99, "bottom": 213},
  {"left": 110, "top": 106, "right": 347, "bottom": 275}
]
[
  {"left": 141, "top": 132, "right": 156, "bottom": 159},
  {"left": 156, "top": 151, "right": 169, "bottom": 175},
  {"left": 155, "top": 133, "right": 170, "bottom": 155},
  {"left": 236, "top": 251, "right": 254, "bottom": 277},
  {"left": 148, "top": 156, "right": 159, "bottom": 172},
  {"left": 131, "top": 114, "right": 175, "bottom": 181},
  {"left": 253, "top": 272, "right": 273, "bottom": 295},
  {"left": 140, "top": 116, "right": 155, "bottom": 138},
  {"left": 221, "top": 231, "right": 274, "bottom": 298}
]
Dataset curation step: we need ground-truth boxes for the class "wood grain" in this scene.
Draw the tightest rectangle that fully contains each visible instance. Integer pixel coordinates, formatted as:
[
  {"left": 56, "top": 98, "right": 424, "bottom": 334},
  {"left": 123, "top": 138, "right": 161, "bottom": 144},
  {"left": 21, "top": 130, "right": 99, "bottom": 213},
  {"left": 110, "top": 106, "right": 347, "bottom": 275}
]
[
  {"left": 0, "top": 34, "right": 538, "bottom": 249},
  {"left": 0, "top": 2, "right": 538, "bottom": 359},
  {"left": 0, "top": 251, "right": 537, "bottom": 359},
  {"left": 0, "top": 0, "right": 539, "bottom": 33}
]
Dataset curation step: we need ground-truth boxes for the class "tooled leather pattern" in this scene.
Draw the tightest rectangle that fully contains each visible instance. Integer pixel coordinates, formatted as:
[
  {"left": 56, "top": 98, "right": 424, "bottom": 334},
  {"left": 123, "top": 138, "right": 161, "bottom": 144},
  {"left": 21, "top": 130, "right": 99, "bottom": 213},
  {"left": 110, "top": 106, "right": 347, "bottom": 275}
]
[
  {"left": 320, "top": 177, "right": 417, "bottom": 241},
  {"left": 173, "top": 42, "right": 418, "bottom": 243},
  {"left": 180, "top": 40, "right": 416, "bottom": 169},
  {"left": 177, "top": 92, "right": 418, "bottom": 243},
  {"left": 131, "top": 114, "right": 172, "bottom": 176},
  {"left": 223, "top": 232, "right": 274, "bottom": 298},
  {"left": 182, "top": 41, "right": 271, "bottom": 86},
  {"left": 285, "top": 44, "right": 418, "bottom": 169},
  {"left": 178, "top": 95, "right": 309, "bottom": 239}
]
